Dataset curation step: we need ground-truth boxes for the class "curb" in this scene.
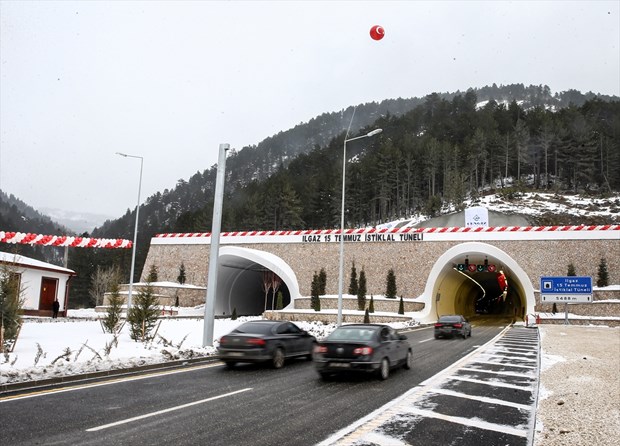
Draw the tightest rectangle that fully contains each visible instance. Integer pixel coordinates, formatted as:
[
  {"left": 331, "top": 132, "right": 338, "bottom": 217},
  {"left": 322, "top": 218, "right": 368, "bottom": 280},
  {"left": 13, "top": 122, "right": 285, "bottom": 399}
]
[{"left": 0, "top": 355, "right": 219, "bottom": 396}]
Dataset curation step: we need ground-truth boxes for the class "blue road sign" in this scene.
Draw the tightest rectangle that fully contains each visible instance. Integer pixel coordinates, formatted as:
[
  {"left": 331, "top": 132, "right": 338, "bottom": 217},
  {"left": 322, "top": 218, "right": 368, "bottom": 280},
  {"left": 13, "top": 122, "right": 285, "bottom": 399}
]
[{"left": 540, "top": 276, "right": 593, "bottom": 303}]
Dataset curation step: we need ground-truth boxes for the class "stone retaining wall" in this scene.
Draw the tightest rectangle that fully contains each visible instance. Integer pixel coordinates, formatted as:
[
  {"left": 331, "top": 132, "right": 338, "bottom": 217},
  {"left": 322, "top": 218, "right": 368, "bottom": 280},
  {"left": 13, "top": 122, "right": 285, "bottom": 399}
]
[
  {"left": 535, "top": 290, "right": 620, "bottom": 316},
  {"left": 293, "top": 297, "right": 424, "bottom": 313},
  {"left": 104, "top": 284, "right": 207, "bottom": 307},
  {"left": 263, "top": 310, "right": 413, "bottom": 324},
  {"left": 144, "top": 239, "right": 618, "bottom": 301}
]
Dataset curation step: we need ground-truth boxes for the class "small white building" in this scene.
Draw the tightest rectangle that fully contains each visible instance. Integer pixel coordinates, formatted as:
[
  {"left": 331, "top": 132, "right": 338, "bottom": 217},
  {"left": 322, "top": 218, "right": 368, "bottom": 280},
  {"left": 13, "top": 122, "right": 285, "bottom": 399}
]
[{"left": 0, "top": 252, "right": 75, "bottom": 317}]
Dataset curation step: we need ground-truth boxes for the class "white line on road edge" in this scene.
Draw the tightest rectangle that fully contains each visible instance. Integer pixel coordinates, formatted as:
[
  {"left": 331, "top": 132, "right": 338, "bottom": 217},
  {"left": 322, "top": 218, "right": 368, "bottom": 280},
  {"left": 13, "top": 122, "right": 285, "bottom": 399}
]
[
  {"left": 1, "top": 362, "right": 224, "bottom": 402},
  {"left": 86, "top": 388, "right": 252, "bottom": 432}
]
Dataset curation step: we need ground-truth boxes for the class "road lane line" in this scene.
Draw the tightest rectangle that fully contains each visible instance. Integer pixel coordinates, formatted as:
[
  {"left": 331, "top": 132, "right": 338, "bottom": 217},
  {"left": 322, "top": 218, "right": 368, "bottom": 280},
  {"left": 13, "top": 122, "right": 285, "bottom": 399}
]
[
  {"left": 1, "top": 362, "right": 223, "bottom": 402},
  {"left": 86, "top": 388, "right": 252, "bottom": 432},
  {"left": 418, "top": 338, "right": 434, "bottom": 343}
]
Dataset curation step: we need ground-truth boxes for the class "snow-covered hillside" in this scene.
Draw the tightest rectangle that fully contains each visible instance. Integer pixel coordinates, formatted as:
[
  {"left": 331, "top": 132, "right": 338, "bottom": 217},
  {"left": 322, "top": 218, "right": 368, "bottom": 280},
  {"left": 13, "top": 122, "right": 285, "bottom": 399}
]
[{"left": 376, "top": 191, "right": 619, "bottom": 230}]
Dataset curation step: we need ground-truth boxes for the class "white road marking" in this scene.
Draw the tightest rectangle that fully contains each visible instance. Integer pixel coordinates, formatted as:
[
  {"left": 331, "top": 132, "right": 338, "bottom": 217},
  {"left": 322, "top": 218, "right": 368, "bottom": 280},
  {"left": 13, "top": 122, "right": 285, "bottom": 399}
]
[
  {"left": 429, "top": 387, "right": 531, "bottom": 411},
  {"left": 1, "top": 362, "right": 223, "bottom": 402},
  {"left": 86, "top": 388, "right": 252, "bottom": 432},
  {"left": 470, "top": 359, "right": 536, "bottom": 369},
  {"left": 446, "top": 375, "right": 533, "bottom": 391},
  {"left": 401, "top": 407, "right": 527, "bottom": 438},
  {"left": 459, "top": 366, "right": 535, "bottom": 378},
  {"left": 418, "top": 337, "right": 434, "bottom": 343}
]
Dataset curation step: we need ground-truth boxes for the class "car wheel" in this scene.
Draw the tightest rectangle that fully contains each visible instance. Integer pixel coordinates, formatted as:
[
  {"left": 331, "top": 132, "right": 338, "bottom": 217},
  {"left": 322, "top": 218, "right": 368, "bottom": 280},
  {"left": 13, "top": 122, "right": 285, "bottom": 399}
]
[
  {"left": 462, "top": 331, "right": 467, "bottom": 339},
  {"left": 434, "top": 334, "right": 440, "bottom": 339},
  {"left": 468, "top": 329, "right": 472, "bottom": 337},
  {"left": 272, "top": 347, "right": 285, "bottom": 369},
  {"left": 403, "top": 350, "right": 413, "bottom": 370},
  {"left": 378, "top": 358, "right": 390, "bottom": 380},
  {"left": 224, "top": 361, "right": 236, "bottom": 369}
]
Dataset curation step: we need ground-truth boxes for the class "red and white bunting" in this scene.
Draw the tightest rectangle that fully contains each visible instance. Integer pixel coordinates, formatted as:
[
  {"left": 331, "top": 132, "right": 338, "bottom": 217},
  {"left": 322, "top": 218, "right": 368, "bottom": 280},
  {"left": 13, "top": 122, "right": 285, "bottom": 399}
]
[
  {"left": 0, "top": 231, "right": 132, "bottom": 249},
  {"left": 154, "top": 224, "right": 620, "bottom": 239}
]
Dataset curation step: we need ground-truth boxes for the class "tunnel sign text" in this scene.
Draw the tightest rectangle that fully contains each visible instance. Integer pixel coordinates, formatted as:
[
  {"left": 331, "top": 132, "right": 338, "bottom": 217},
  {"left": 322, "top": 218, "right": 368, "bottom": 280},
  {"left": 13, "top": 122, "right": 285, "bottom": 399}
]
[
  {"left": 301, "top": 232, "right": 424, "bottom": 243},
  {"left": 540, "top": 276, "right": 593, "bottom": 303}
]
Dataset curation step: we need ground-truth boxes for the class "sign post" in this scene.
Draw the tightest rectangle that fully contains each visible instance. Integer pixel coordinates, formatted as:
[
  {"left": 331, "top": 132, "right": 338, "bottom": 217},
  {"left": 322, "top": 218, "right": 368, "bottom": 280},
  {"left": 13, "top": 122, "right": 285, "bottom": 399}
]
[{"left": 540, "top": 276, "right": 593, "bottom": 325}]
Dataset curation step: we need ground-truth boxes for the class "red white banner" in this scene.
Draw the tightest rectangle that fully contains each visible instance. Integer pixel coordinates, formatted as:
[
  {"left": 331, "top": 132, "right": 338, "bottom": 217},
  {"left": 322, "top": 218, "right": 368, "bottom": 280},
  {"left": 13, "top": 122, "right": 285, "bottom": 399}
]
[
  {"left": 152, "top": 224, "right": 620, "bottom": 245},
  {"left": 0, "top": 231, "right": 132, "bottom": 249}
]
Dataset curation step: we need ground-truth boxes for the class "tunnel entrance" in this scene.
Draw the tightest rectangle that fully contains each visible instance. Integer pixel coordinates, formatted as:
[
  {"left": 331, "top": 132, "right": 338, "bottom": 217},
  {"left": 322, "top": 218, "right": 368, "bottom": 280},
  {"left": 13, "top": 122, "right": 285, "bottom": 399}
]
[
  {"left": 420, "top": 242, "right": 535, "bottom": 324},
  {"left": 215, "top": 247, "right": 300, "bottom": 317}
]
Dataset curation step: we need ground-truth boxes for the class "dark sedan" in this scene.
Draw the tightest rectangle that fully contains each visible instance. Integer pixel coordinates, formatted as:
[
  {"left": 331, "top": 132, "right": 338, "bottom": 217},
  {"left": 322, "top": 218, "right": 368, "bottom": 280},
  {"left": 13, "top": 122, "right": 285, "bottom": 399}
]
[
  {"left": 218, "top": 320, "right": 316, "bottom": 369},
  {"left": 313, "top": 324, "right": 412, "bottom": 380},
  {"left": 434, "top": 315, "right": 472, "bottom": 339}
]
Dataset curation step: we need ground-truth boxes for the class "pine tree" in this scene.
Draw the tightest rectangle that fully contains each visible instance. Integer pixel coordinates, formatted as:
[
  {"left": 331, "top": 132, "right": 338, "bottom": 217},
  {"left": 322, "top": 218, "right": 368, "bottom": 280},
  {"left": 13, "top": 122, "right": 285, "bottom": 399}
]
[
  {"left": 357, "top": 269, "right": 367, "bottom": 311},
  {"left": 318, "top": 268, "right": 327, "bottom": 295},
  {"left": 385, "top": 268, "right": 397, "bottom": 298},
  {"left": 398, "top": 296, "right": 405, "bottom": 315},
  {"left": 597, "top": 258, "right": 609, "bottom": 287},
  {"left": 147, "top": 264, "right": 159, "bottom": 283},
  {"left": 368, "top": 295, "right": 375, "bottom": 313},
  {"left": 348, "top": 262, "right": 358, "bottom": 296},
  {"left": 311, "top": 272, "right": 321, "bottom": 311},
  {"left": 127, "top": 284, "right": 160, "bottom": 342},
  {"left": 102, "top": 280, "right": 123, "bottom": 333},
  {"left": 276, "top": 291, "right": 283, "bottom": 310},
  {"left": 363, "top": 308, "right": 370, "bottom": 323},
  {"left": 0, "top": 263, "right": 24, "bottom": 351},
  {"left": 177, "top": 262, "right": 186, "bottom": 285},
  {"left": 231, "top": 307, "right": 237, "bottom": 320},
  {"left": 567, "top": 263, "right": 577, "bottom": 276}
]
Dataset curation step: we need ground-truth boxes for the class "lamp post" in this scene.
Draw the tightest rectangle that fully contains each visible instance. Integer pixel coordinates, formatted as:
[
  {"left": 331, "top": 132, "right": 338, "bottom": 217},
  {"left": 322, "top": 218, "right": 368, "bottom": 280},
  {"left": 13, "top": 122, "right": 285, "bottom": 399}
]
[
  {"left": 336, "top": 128, "right": 382, "bottom": 326},
  {"left": 116, "top": 152, "right": 143, "bottom": 311}
]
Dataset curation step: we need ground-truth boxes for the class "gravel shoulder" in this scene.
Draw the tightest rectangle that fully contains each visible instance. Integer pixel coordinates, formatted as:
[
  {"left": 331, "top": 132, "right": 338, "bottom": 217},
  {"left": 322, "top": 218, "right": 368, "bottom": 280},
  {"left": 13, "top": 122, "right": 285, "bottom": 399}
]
[{"left": 535, "top": 325, "right": 620, "bottom": 446}]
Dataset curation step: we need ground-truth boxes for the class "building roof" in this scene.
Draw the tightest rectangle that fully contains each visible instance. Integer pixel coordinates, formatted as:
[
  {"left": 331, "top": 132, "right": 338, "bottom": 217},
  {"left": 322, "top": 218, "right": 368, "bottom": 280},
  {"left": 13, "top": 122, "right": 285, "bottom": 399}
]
[{"left": 0, "top": 251, "right": 75, "bottom": 275}]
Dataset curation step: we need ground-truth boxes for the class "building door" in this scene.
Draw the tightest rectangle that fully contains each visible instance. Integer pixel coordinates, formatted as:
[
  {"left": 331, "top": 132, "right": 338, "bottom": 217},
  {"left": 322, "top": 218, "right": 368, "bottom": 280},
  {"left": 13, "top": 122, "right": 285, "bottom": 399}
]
[{"left": 39, "top": 277, "right": 58, "bottom": 311}]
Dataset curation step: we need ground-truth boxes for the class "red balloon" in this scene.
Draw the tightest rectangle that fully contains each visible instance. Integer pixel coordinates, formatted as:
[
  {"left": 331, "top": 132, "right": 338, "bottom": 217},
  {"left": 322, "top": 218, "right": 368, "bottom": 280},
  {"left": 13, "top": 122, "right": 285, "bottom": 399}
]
[{"left": 370, "top": 25, "right": 385, "bottom": 41}]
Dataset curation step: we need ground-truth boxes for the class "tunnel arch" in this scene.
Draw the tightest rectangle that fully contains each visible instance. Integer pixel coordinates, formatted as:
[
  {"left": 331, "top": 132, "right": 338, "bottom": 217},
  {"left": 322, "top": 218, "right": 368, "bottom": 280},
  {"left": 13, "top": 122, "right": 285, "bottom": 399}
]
[
  {"left": 215, "top": 246, "right": 300, "bottom": 316},
  {"left": 418, "top": 242, "right": 535, "bottom": 324}
]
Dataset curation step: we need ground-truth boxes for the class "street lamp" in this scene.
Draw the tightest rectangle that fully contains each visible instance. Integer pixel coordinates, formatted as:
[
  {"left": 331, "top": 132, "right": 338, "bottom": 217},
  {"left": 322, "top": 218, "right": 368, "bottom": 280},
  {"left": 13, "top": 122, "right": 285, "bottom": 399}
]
[
  {"left": 336, "top": 128, "right": 382, "bottom": 326},
  {"left": 116, "top": 152, "right": 143, "bottom": 311}
]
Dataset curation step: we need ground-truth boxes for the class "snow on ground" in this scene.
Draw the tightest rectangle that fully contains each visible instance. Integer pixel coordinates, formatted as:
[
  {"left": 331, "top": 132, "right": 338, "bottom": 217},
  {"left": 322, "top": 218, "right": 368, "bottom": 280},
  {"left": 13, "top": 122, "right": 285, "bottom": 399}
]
[
  {"left": 375, "top": 191, "right": 619, "bottom": 229},
  {"left": 0, "top": 309, "right": 414, "bottom": 385}
]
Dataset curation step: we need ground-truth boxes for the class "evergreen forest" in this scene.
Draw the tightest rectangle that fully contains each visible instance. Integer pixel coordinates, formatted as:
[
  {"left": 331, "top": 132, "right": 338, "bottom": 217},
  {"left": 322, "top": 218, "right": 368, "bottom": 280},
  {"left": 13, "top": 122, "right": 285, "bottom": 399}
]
[{"left": 1, "top": 85, "right": 618, "bottom": 307}]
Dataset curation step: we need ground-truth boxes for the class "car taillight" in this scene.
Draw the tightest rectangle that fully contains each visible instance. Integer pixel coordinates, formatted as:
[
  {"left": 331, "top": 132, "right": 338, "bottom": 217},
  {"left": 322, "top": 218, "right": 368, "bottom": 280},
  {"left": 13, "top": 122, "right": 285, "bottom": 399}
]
[
  {"left": 434, "top": 323, "right": 443, "bottom": 327},
  {"left": 247, "top": 338, "right": 266, "bottom": 346},
  {"left": 314, "top": 345, "right": 327, "bottom": 354},
  {"left": 219, "top": 337, "right": 228, "bottom": 344},
  {"left": 353, "top": 347, "right": 373, "bottom": 356},
  {"left": 453, "top": 323, "right": 463, "bottom": 328}
]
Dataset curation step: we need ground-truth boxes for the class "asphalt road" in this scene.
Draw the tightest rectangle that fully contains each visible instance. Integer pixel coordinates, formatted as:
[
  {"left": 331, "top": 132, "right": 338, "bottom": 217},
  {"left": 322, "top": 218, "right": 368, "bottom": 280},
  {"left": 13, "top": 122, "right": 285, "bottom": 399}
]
[{"left": 0, "top": 320, "right": 506, "bottom": 446}]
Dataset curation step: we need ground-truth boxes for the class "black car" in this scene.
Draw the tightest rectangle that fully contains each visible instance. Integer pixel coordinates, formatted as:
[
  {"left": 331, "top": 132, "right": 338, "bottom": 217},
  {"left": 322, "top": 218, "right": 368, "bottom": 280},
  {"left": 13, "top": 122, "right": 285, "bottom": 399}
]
[
  {"left": 434, "top": 315, "right": 472, "bottom": 339},
  {"left": 218, "top": 320, "right": 316, "bottom": 369},
  {"left": 313, "top": 324, "right": 412, "bottom": 380}
]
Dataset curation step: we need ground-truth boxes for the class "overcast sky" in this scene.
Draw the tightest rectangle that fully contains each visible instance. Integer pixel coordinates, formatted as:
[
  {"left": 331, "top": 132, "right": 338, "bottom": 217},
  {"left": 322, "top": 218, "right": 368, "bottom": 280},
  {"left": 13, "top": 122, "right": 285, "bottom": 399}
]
[{"left": 1, "top": 0, "right": 618, "bottom": 224}]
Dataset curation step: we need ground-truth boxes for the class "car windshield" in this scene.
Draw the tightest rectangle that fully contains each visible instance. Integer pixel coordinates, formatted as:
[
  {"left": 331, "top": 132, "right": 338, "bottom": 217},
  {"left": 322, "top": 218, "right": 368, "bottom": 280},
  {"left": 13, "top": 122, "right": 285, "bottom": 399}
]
[
  {"left": 327, "top": 327, "right": 377, "bottom": 341},
  {"left": 233, "top": 322, "right": 274, "bottom": 335},
  {"left": 439, "top": 316, "right": 462, "bottom": 323}
]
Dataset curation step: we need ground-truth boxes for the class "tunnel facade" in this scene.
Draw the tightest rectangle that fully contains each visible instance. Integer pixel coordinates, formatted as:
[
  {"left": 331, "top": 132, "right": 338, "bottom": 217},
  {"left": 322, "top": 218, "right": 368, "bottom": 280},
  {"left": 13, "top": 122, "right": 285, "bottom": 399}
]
[
  {"left": 215, "top": 246, "right": 299, "bottom": 316},
  {"left": 144, "top": 226, "right": 619, "bottom": 321},
  {"left": 419, "top": 242, "right": 534, "bottom": 323}
]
